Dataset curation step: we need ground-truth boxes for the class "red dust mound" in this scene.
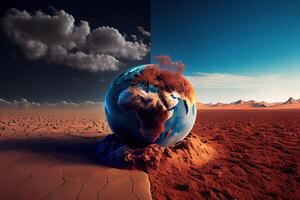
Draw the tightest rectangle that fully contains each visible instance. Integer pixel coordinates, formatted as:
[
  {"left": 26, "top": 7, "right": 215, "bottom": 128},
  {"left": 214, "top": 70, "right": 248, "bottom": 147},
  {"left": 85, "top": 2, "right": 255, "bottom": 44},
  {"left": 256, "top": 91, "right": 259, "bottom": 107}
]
[{"left": 96, "top": 132, "right": 214, "bottom": 171}]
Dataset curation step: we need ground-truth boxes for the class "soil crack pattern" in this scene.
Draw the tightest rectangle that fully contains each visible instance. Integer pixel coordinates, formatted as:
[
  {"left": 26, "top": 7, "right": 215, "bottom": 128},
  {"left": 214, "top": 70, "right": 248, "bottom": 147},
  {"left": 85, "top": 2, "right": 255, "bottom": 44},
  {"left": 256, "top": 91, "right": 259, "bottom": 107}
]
[
  {"left": 16, "top": 173, "right": 33, "bottom": 189},
  {"left": 129, "top": 172, "right": 140, "bottom": 200},
  {"left": 0, "top": 154, "right": 27, "bottom": 176},
  {"left": 76, "top": 175, "right": 90, "bottom": 200},
  {"left": 40, "top": 169, "right": 66, "bottom": 200},
  {"left": 96, "top": 173, "right": 109, "bottom": 200}
]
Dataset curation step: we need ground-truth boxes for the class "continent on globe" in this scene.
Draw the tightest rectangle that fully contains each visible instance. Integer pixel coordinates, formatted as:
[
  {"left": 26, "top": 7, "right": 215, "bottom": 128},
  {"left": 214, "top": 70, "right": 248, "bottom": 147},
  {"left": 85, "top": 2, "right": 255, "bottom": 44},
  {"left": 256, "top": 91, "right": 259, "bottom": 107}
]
[{"left": 104, "top": 64, "right": 197, "bottom": 147}]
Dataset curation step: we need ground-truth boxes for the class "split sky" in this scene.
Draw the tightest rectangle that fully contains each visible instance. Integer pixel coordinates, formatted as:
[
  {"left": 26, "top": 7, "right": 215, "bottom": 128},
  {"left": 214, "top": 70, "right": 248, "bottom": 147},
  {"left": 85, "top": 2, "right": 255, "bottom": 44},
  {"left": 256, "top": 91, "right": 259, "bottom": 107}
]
[{"left": 1, "top": 0, "right": 300, "bottom": 104}]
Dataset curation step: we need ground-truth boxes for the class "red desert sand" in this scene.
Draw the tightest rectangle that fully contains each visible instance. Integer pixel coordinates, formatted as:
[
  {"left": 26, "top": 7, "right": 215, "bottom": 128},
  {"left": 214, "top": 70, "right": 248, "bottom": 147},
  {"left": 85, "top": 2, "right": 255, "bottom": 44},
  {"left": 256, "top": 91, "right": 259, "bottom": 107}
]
[
  {"left": 0, "top": 110, "right": 151, "bottom": 200},
  {"left": 0, "top": 108, "right": 299, "bottom": 200}
]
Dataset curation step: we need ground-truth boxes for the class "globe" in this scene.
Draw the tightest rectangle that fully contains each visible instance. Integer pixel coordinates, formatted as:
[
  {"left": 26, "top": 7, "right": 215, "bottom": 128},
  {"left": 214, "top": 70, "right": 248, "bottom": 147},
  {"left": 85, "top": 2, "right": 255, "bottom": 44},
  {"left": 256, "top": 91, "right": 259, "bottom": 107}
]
[{"left": 104, "top": 64, "right": 197, "bottom": 147}]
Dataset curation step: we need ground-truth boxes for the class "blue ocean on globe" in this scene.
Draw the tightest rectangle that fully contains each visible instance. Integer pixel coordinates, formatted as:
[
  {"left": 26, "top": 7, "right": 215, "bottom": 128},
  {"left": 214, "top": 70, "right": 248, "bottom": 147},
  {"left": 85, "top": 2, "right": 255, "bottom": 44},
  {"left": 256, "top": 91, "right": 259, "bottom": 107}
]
[{"left": 104, "top": 64, "right": 197, "bottom": 147}]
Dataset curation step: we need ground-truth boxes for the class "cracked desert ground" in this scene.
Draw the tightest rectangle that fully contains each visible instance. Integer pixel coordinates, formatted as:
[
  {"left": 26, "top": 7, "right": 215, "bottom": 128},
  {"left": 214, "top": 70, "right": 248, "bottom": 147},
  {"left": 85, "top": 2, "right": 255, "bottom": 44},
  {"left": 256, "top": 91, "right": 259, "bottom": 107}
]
[
  {"left": 0, "top": 109, "right": 299, "bottom": 200},
  {"left": 0, "top": 110, "right": 151, "bottom": 200}
]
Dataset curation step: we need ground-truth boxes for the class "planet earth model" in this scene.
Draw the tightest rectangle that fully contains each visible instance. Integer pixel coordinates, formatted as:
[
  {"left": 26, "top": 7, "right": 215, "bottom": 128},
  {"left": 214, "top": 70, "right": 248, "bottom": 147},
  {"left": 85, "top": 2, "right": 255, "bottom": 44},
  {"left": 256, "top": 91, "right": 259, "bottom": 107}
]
[{"left": 104, "top": 64, "right": 197, "bottom": 147}]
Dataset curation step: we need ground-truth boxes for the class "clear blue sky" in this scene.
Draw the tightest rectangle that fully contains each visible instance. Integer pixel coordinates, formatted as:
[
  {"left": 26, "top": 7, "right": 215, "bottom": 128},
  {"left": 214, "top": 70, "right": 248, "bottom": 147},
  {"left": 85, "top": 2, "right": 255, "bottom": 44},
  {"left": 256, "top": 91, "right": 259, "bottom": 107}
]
[{"left": 152, "top": 0, "right": 300, "bottom": 103}]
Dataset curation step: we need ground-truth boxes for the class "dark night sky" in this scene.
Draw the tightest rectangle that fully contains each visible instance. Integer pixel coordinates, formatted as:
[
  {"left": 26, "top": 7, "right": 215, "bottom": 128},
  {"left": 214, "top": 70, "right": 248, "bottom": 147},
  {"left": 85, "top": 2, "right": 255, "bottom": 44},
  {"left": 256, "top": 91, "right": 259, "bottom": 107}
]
[{"left": 0, "top": 0, "right": 150, "bottom": 103}]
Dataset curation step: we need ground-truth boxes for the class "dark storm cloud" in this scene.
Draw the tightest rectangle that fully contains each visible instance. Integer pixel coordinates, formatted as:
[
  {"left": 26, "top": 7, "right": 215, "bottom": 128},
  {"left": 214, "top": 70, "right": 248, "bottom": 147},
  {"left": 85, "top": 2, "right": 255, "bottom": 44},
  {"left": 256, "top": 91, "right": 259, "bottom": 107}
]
[
  {"left": 2, "top": 8, "right": 149, "bottom": 72},
  {"left": 137, "top": 26, "right": 151, "bottom": 37}
]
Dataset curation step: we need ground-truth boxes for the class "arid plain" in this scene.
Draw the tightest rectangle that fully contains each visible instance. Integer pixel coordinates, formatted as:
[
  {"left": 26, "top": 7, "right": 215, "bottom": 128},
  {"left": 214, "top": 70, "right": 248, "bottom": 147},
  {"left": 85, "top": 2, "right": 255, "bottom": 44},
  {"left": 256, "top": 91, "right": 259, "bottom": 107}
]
[
  {"left": 0, "top": 110, "right": 151, "bottom": 200},
  {"left": 0, "top": 107, "right": 299, "bottom": 200}
]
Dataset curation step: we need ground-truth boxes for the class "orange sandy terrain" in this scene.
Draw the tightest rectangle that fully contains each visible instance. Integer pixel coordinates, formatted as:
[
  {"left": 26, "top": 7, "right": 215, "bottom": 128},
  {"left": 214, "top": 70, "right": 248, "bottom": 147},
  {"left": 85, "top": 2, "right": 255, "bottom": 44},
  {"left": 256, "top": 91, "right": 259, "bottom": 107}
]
[
  {"left": 0, "top": 109, "right": 299, "bottom": 200},
  {"left": 149, "top": 109, "right": 300, "bottom": 199},
  {"left": 0, "top": 110, "right": 151, "bottom": 200}
]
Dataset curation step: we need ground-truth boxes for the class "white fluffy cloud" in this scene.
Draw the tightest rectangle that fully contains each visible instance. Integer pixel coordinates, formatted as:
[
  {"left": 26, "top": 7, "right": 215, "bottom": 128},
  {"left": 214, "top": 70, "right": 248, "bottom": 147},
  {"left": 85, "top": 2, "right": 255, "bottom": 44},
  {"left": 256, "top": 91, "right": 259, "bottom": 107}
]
[
  {"left": 186, "top": 73, "right": 300, "bottom": 103},
  {"left": 88, "top": 27, "right": 148, "bottom": 60},
  {"left": 2, "top": 8, "right": 149, "bottom": 72}
]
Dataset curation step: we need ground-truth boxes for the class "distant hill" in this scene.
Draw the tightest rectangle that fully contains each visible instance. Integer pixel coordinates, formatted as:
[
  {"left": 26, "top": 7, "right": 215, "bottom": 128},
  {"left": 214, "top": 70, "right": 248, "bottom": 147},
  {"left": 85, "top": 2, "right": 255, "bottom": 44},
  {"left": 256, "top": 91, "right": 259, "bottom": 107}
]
[
  {"left": 197, "top": 97, "right": 300, "bottom": 109},
  {"left": 230, "top": 100, "right": 246, "bottom": 105},
  {"left": 283, "top": 97, "right": 298, "bottom": 105}
]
